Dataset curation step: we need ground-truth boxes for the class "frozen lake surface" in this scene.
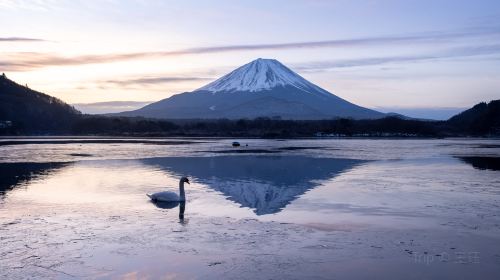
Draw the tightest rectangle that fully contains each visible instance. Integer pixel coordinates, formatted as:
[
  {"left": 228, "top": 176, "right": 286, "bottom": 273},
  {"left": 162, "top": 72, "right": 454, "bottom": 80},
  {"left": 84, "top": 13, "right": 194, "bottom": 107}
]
[{"left": 1, "top": 138, "right": 500, "bottom": 279}]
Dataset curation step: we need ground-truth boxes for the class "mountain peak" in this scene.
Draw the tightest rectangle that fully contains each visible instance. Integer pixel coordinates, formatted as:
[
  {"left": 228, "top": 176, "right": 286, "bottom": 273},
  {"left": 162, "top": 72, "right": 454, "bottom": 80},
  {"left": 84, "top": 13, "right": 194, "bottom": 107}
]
[{"left": 196, "top": 58, "right": 328, "bottom": 94}]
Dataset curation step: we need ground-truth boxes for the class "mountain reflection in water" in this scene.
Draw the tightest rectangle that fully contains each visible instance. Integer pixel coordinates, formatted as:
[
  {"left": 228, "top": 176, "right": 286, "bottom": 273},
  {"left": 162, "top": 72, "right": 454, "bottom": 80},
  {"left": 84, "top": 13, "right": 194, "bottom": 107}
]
[
  {"left": 456, "top": 156, "right": 500, "bottom": 171},
  {"left": 142, "top": 156, "right": 368, "bottom": 215},
  {"left": 0, "top": 162, "right": 71, "bottom": 196}
]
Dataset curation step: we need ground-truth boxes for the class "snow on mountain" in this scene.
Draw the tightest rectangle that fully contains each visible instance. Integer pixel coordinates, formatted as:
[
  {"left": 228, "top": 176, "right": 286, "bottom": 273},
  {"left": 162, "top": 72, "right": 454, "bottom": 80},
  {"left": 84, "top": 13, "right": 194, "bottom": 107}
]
[{"left": 196, "top": 58, "right": 330, "bottom": 95}]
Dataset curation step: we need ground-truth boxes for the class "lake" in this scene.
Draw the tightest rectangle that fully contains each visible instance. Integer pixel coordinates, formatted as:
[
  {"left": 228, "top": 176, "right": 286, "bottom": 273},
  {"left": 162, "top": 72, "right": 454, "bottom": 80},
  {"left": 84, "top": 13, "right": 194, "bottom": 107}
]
[{"left": 1, "top": 138, "right": 500, "bottom": 279}]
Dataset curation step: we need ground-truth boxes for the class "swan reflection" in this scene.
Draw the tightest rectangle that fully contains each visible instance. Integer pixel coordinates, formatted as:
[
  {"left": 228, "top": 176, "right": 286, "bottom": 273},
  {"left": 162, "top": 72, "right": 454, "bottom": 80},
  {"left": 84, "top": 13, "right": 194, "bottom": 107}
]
[{"left": 151, "top": 200, "right": 187, "bottom": 223}]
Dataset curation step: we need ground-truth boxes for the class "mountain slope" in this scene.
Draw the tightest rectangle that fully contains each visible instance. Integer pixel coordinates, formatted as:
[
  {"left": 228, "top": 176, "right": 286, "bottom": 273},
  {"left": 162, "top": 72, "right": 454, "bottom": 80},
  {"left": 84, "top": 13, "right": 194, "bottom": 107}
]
[
  {"left": 118, "top": 58, "right": 384, "bottom": 120},
  {"left": 447, "top": 99, "right": 500, "bottom": 135},
  {"left": 0, "top": 73, "right": 80, "bottom": 133}
]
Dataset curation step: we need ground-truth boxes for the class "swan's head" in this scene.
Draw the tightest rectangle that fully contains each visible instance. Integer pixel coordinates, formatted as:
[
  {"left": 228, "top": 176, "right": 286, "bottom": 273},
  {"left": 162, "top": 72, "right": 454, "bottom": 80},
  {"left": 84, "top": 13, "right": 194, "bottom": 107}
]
[{"left": 181, "top": 177, "right": 190, "bottom": 184}]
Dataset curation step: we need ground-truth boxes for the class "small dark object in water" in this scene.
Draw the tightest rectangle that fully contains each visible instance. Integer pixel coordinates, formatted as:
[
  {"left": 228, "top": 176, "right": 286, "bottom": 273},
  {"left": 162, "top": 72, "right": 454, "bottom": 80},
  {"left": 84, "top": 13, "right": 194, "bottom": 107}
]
[
  {"left": 68, "top": 153, "right": 92, "bottom": 157},
  {"left": 208, "top": 261, "right": 223, "bottom": 266},
  {"left": 232, "top": 141, "right": 240, "bottom": 147}
]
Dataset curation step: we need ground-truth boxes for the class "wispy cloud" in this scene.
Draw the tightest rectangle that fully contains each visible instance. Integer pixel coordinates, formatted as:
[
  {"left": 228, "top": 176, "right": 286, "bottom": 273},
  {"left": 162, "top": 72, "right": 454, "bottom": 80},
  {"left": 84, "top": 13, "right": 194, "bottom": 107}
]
[
  {"left": 294, "top": 44, "right": 500, "bottom": 72},
  {"left": 72, "top": 101, "right": 153, "bottom": 114},
  {"left": 102, "top": 76, "right": 212, "bottom": 87},
  {"left": 0, "top": 37, "right": 45, "bottom": 42},
  {"left": 73, "top": 101, "right": 153, "bottom": 107},
  {"left": 0, "top": 0, "right": 56, "bottom": 11},
  {"left": 375, "top": 107, "right": 467, "bottom": 120},
  {"left": 2, "top": 27, "right": 500, "bottom": 71}
]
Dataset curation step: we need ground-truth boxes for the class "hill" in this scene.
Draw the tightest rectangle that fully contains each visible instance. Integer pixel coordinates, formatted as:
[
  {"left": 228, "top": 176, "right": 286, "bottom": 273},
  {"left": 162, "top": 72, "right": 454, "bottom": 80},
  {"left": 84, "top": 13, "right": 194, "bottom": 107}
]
[
  {"left": 447, "top": 100, "right": 500, "bottom": 135},
  {"left": 0, "top": 73, "right": 80, "bottom": 134}
]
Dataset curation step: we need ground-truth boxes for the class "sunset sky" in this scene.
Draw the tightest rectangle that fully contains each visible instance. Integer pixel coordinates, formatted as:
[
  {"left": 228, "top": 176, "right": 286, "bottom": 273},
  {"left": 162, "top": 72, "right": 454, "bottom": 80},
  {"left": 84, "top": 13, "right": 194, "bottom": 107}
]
[{"left": 1, "top": 0, "right": 500, "bottom": 119}]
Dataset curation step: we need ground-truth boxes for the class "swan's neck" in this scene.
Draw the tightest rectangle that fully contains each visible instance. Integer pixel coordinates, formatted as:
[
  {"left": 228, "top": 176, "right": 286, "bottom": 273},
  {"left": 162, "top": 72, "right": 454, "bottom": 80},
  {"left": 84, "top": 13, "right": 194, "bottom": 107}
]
[{"left": 179, "top": 181, "right": 186, "bottom": 201}]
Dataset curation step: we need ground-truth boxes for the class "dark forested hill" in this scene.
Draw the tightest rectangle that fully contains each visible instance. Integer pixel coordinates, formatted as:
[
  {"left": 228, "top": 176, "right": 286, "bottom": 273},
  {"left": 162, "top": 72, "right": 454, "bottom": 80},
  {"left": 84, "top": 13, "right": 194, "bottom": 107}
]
[
  {"left": 447, "top": 100, "right": 500, "bottom": 135},
  {"left": 0, "top": 73, "right": 80, "bottom": 134}
]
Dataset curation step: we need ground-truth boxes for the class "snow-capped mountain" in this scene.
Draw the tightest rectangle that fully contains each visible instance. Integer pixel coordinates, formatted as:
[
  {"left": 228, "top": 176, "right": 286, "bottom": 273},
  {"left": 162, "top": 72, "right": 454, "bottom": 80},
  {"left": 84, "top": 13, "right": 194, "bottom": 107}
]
[{"left": 117, "top": 58, "right": 384, "bottom": 120}]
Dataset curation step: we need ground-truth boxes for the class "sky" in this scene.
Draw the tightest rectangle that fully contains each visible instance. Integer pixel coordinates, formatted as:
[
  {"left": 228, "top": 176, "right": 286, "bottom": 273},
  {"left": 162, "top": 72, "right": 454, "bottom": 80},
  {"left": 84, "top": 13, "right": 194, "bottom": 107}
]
[{"left": 1, "top": 0, "right": 500, "bottom": 119}]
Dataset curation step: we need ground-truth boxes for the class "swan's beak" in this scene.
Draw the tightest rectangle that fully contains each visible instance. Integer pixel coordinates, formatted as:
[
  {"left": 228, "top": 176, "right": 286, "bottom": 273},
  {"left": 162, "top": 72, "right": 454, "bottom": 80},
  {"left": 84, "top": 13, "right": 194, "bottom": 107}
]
[{"left": 186, "top": 179, "right": 190, "bottom": 184}]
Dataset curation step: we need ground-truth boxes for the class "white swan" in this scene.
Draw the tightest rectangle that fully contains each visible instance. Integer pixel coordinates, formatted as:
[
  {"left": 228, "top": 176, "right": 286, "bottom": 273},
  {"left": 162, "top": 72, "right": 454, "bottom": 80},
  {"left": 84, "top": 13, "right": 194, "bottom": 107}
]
[{"left": 147, "top": 177, "right": 189, "bottom": 202}]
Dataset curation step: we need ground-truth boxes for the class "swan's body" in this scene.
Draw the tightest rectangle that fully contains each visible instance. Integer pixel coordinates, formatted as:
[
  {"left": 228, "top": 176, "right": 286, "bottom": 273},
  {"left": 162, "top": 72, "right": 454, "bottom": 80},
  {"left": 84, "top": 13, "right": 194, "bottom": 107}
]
[
  {"left": 147, "top": 191, "right": 181, "bottom": 202},
  {"left": 147, "top": 177, "right": 189, "bottom": 202}
]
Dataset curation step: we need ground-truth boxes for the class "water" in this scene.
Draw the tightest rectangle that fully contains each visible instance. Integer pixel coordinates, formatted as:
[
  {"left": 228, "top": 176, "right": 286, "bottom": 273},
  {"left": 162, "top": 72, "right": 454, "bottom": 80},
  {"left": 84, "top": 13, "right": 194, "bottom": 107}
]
[{"left": 1, "top": 138, "right": 499, "bottom": 279}]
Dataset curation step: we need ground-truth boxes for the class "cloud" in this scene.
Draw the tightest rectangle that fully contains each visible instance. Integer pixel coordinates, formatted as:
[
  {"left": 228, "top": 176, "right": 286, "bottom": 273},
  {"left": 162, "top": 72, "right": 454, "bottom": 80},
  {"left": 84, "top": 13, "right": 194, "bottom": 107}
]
[
  {"left": 102, "top": 76, "right": 212, "bottom": 87},
  {"left": 0, "top": 0, "right": 55, "bottom": 11},
  {"left": 375, "top": 107, "right": 467, "bottom": 120},
  {"left": 0, "top": 61, "right": 34, "bottom": 72},
  {"left": 0, "top": 37, "right": 45, "bottom": 42},
  {"left": 74, "top": 101, "right": 153, "bottom": 107},
  {"left": 3, "top": 27, "right": 500, "bottom": 71},
  {"left": 293, "top": 44, "right": 500, "bottom": 72},
  {"left": 72, "top": 101, "right": 153, "bottom": 114}
]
